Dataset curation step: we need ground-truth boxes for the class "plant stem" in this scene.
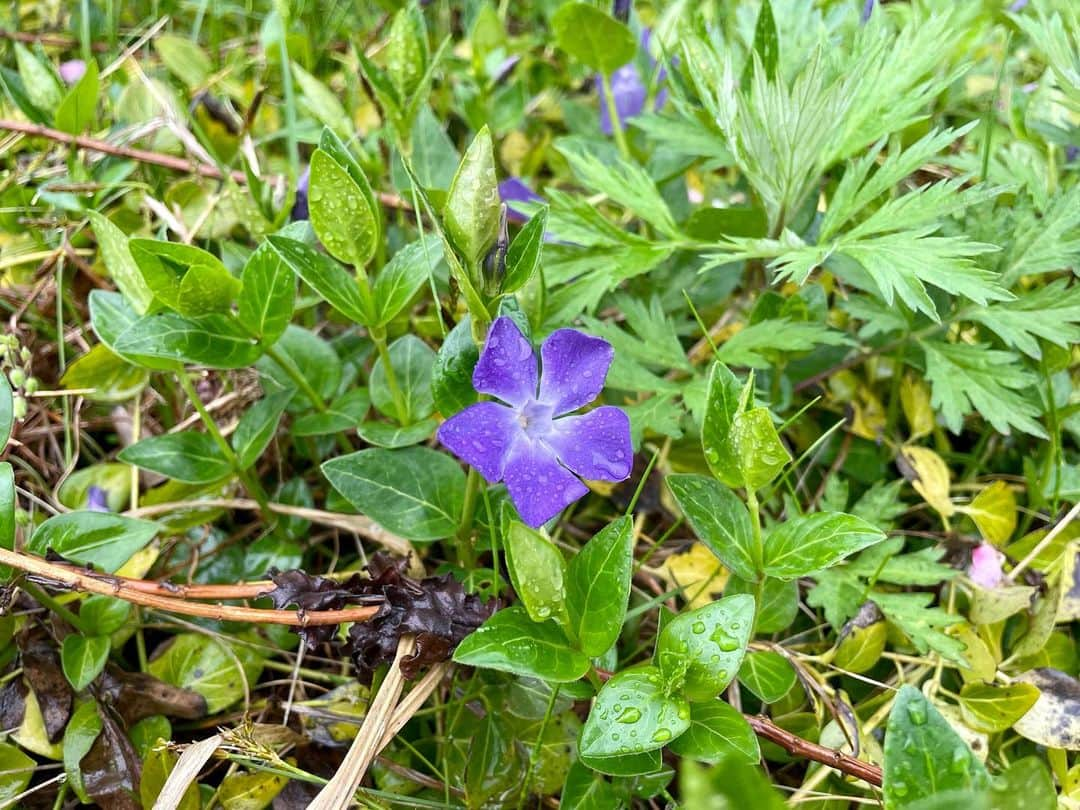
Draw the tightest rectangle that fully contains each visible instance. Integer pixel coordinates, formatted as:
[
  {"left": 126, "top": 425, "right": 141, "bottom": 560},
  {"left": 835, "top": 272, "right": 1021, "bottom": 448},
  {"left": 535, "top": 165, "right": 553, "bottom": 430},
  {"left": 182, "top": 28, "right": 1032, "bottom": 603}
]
[
  {"left": 600, "top": 72, "right": 631, "bottom": 160},
  {"left": 263, "top": 344, "right": 328, "bottom": 413},
  {"left": 371, "top": 329, "right": 410, "bottom": 425},
  {"left": 176, "top": 372, "right": 273, "bottom": 517},
  {"left": 22, "top": 582, "right": 87, "bottom": 633},
  {"left": 746, "top": 487, "right": 767, "bottom": 634},
  {"left": 455, "top": 467, "right": 481, "bottom": 570},
  {"left": 518, "top": 684, "right": 561, "bottom": 809}
]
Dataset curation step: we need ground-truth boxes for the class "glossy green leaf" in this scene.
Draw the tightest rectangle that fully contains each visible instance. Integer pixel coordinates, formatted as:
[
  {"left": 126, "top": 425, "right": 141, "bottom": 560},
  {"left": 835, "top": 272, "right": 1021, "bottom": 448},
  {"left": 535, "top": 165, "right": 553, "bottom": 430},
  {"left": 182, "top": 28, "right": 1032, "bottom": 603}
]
[
  {"left": 680, "top": 757, "right": 786, "bottom": 810},
  {"left": 219, "top": 769, "right": 288, "bottom": 809},
  {"left": 14, "top": 43, "right": 62, "bottom": 112},
  {"left": 119, "top": 431, "right": 232, "bottom": 484},
  {"left": 725, "top": 574, "right": 797, "bottom": 633},
  {"left": 0, "top": 742, "right": 35, "bottom": 804},
  {"left": 113, "top": 312, "right": 261, "bottom": 369},
  {"left": 551, "top": 3, "right": 636, "bottom": 75},
  {"left": 730, "top": 407, "right": 790, "bottom": 490},
  {"left": 268, "top": 235, "right": 374, "bottom": 325},
  {"left": 566, "top": 516, "right": 633, "bottom": 657},
  {"left": 431, "top": 315, "right": 479, "bottom": 416},
  {"left": 701, "top": 362, "right": 744, "bottom": 486},
  {"left": 666, "top": 475, "right": 757, "bottom": 581},
  {"left": 62, "top": 700, "right": 103, "bottom": 803},
  {"left": 453, "top": 606, "right": 589, "bottom": 682},
  {"left": 88, "top": 290, "right": 176, "bottom": 371},
  {"left": 370, "top": 334, "right": 435, "bottom": 423},
  {"left": 444, "top": 126, "right": 500, "bottom": 268},
  {"left": 505, "top": 518, "right": 568, "bottom": 626},
  {"left": 559, "top": 759, "right": 620, "bottom": 809},
  {"left": 958, "top": 683, "right": 1040, "bottom": 733},
  {"left": 59, "top": 344, "right": 148, "bottom": 402},
  {"left": 309, "top": 148, "right": 379, "bottom": 267},
  {"left": 763, "top": 512, "right": 885, "bottom": 580},
  {"left": 61, "top": 635, "right": 111, "bottom": 691},
  {"left": 292, "top": 388, "right": 370, "bottom": 437},
  {"left": 0, "top": 463, "right": 14, "bottom": 581},
  {"left": 232, "top": 389, "right": 292, "bottom": 469},
  {"left": 87, "top": 213, "right": 154, "bottom": 315},
  {"left": 747, "top": 0, "right": 779, "bottom": 82},
  {"left": 28, "top": 511, "right": 159, "bottom": 573},
  {"left": 129, "top": 239, "right": 229, "bottom": 312},
  {"left": 988, "top": 757, "right": 1056, "bottom": 810},
  {"left": 0, "top": 374, "right": 11, "bottom": 450},
  {"left": 255, "top": 325, "right": 342, "bottom": 410},
  {"left": 737, "top": 651, "right": 796, "bottom": 703},
  {"left": 237, "top": 243, "right": 295, "bottom": 344},
  {"left": 503, "top": 207, "right": 548, "bottom": 294},
  {"left": 147, "top": 633, "right": 264, "bottom": 713},
  {"left": 80, "top": 595, "right": 132, "bottom": 636},
  {"left": 373, "top": 239, "right": 435, "bottom": 326},
  {"left": 55, "top": 58, "right": 98, "bottom": 134},
  {"left": 355, "top": 417, "right": 435, "bottom": 448},
  {"left": 579, "top": 667, "right": 691, "bottom": 759},
  {"left": 384, "top": 4, "right": 428, "bottom": 100},
  {"left": 322, "top": 446, "right": 464, "bottom": 540},
  {"left": 668, "top": 700, "right": 760, "bottom": 764},
  {"left": 883, "top": 685, "right": 991, "bottom": 808},
  {"left": 175, "top": 262, "right": 242, "bottom": 317},
  {"left": 656, "top": 594, "right": 755, "bottom": 701}
]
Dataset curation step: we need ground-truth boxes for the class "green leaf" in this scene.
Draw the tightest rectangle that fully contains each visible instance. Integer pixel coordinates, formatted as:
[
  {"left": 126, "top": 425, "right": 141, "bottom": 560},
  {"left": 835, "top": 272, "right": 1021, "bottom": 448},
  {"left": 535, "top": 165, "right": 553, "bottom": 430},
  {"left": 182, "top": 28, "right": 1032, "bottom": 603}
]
[
  {"left": 715, "top": 319, "right": 851, "bottom": 369},
  {"left": 79, "top": 595, "right": 132, "bottom": 635},
  {"left": 219, "top": 771, "right": 288, "bottom": 808},
  {"left": 746, "top": 0, "right": 778, "bottom": 82},
  {"left": 763, "top": 512, "right": 885, "bottom": 580},
  {"left": 729, "top": 408, "right": 791, "bottom": 491},
  {"left": 566, "top": 516, "right": 633, "bottom": 657},
  {"left": 113, "top": 312, "right": 261, "bottom": 369},
  {"left": 14, "top": 43, "right": 62, "bottom": 112},
  {"left": 322, "top": 446, "right": 464, "bottom": 540},
  {"left": 551, "top": 3, "right": 636, "bottom": 75},
  {"left": 355, "top": 417, "right": 435, "bottom": 448},
  {"left": 737, "top": 651, "right": 796, "bottom": 703},
  {"left": 292, "top": 63, "right": 352, "bottom": 138},
  {"left": 958, "top": 683, "right": 1040, "bottom": 733},
  {"left": 656, "top": 595, "right": 754, "bottom": 701},
  {"left": 503, "top": 207, "right": 547, "bottom": 294},
  {"left": 373, "top": 240, "right": 434, "bottom": 326},
  {"left": 505, "top": 517, "right": 568, "bottom": 626},
  {"left": 62, "top": 700, "right": 103, "bottom": 803},
  {"left": 453, "top": 606, "right": 589, "bottom": 682},
  {"left": 579, "top": 667, "right": 691, "bottom": 758},
  {"left": 28, "top": 511, "right": 159, "bottom": 573},
  {"left": 292, "top": 389, "right": 370, "bottom": 437},
  {"left": 679, "top": 758, "right": 787, "bottom": 810},
  {"left": 989, "top": 757, "right": 1057, "bottom": 810},
  {"left": 147, "top": 633, "right": 262, "bottom": 713},
  {"left": 384, "top": 4, "right": 428, "bottom": 100},
  {"left": 232, "top": 389, "right": 292, "bottom": 469},
  {"left": 444, "top": 126, "right": 500, "bottom": 268},
  {"left": 872, "top": 592, "right": 967, "bottom": 666},
  {"left": 88, "top": 291, "right": 175, "bottom": 371},
  {"left": 119, "top": 432, "right": 232, "bottom": 484},
  {"left": 883, "top": 686, "right": 991, "bottom": 808},
  {"left": 666, "top": 475, "right": 757, "bottom": 582},
  {"left": 87, "top": 212, "right": 155, "bottom": 315},
  {"left": 268, "top": 235, "right": 374, "bottom": 325},
  {"left": 60, "top": 344, "right": 148, "bottom": 402},
  {"left": 922, "top": 340, "right": 1046, "bottom": 438},
  {"left": 0, "top": 373, "right": 12, "bottom": 449},
  {"left": 154, "top": 35, "right": 212, "bottom": 88},
  {"left": 255, "top": 325, "right": 342, "bottom": 410},
  {"left": 370, "top": 334, "right": 435, "bottom": 424},
  {"left": 431, "top": 315, "right": 479, "bottom": 416},
  {"left": 0, "top": 742, "right": 35, "bottom": 804},
  {"left": 0, "top": 463, "right": 15, "bottom": 581},
  {"left": 668, "top": 700, "right": 760, "bottom": 764},
  {"left": 969, "top": 278, "right": 1080, "bottom": 360},
  {"left": 559, "top": 760, "right": 620, "bottom": 809},
  {"left": 175, "top": 262, "right": 242, "bottom": 316},
  {"left": 725, "top": 575, "right": 797, "bottom": 634},
  {"left": 61, "top": 635, "right": 111, "bottom": 691},
  {"left": 309, "top": 148, "right": 379, "bottom": 268},
  {"left": 129, "top": 239, "right": 230, "bottom": 312},
  {"left": 54, "top": 58, "right": 98, "bottom": 134},
  {"left": 701, "top": 363, "right": 743, "bottom": 485},
  {"left": 237, "top": 244, "right": 295, "bottom": 345}
]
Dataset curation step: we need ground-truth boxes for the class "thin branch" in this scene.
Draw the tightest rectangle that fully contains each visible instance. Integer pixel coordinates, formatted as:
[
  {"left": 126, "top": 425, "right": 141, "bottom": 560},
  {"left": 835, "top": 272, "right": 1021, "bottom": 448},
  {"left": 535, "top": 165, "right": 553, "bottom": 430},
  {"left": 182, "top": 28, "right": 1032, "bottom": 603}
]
[
  {"left": 0, "top": 547, "right": 380, "bottom": 627},
  {"left": 746, "top": 715, "right": 883, "bottom": 787}
]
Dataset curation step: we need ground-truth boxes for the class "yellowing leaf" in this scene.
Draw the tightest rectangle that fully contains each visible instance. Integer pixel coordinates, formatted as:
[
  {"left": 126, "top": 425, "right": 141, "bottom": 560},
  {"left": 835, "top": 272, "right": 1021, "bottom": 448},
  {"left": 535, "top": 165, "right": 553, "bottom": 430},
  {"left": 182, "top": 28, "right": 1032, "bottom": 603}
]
[
  {"left": 901, "top": 374, "right": 935, "bottom": 439},
  {"left": 959, "top": 682, "right": 1040, "bottom": 733},
  {"left": 1013, "top": 668, "right": 1080, "bottom": 750},
  {"left": 12, "top": 687, "right": 63, "bottom": 760},
  {"left": 959, "top": 481, "right": 1017, "bottom": 545},
  {"left": 949, "top": 623, "right": 997, "bottom": 683},
  {"left": 654, "top": 542, "right": 728, "bottom": 609},
  {"left": 1059, "top": 547, "right": 1080, "bottom": 621},
  {"left": 899, "top": 445, "right": 955, "bottom": 519}
]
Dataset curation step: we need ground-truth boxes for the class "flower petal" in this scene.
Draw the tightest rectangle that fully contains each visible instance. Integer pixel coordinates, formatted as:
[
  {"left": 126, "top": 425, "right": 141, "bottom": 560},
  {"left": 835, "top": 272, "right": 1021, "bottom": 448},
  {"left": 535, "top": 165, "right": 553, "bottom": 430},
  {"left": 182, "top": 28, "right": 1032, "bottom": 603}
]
[
  {"left": 472, "top": 316, "right": 538, "bottom": 408},
  {"left": 502, "top": 437, "right": 589, "bottom": 527},
  {"left": 538, "top": 328, "right": 614, "bottom": 415},
  {"left": 968, "top": 542, "right": 1006, "bottom": 589},
  {"left": 546, "top": 406, "right": 633, "bottom": 482},
  {"left": 437, "top": 401, "right": 521, "bottom": 484}
]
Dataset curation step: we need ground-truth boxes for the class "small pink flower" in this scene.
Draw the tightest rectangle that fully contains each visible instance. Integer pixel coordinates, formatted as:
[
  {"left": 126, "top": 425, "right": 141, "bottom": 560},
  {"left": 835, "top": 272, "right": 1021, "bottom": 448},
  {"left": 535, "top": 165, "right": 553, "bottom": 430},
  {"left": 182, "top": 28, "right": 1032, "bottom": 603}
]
[
  {"left": 59, "top": 60, "right": 87, "bottom": 85},
  {"left": 968, "top": 542, "right": 1005, "bottom": 589}
]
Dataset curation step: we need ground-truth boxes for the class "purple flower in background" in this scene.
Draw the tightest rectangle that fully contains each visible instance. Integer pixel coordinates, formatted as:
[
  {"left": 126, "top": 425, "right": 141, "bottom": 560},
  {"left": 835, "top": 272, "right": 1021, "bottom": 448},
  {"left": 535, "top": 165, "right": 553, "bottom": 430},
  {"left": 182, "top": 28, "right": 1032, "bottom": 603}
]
[
  {"left": 438, "top": 317, "right": 633, "bottom": 527},
  {"left": 596, "top": 29, "right": 668, "bottom": 135},
  {"left": 861, "top": 0, "right": 876, "bottom": 23},
  {"left": 1009, "top": 0, "right": 1028, "bottom": 11},
  {"left": 291, "top": 165, "right": 310, "bottom": 221},
  {"left": 498, "top": 177, "right": 543, "bottom": 225},
  {"left": 1067, "top": 145, "right": 1078, "bottom": 163},
  {"left": 59, "top": 60, "right": 87, "bottom": 85},
  {"left": 86, "top": 486, "right": 110, "bottom": 512},
  {"left": 968, "top": 542, "right": 1005, "bottom": 589}
]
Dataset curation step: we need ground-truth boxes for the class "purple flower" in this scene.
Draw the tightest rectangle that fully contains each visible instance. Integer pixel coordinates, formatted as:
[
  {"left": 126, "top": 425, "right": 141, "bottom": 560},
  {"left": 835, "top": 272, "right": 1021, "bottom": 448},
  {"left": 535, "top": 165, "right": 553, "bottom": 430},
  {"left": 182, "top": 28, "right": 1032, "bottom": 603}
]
[
  {"left": 968, "top": 542, "right": 1005, "bottom": 589},
  {"left": 596, "top": 66, "right": 648, "bottom": 135},
  {"left": 861, "top": 0, "right": 876, "bottom": 23},
  {"left": 437, "top": 317, "right": 633, "bottom": 527},
  {"left": 59, "top": 60, "right": 87, "bottom": 85},
  {"left": 291, "top": 165, "right": 310, "bottom": 221},
  {"left": 86, "top": 486, "right": 110, "bottom": 512},
  {"left": 1067, "top": 145, "right": 1078, "bottom": 164},
  {"left": 1009, "top": 0, "right": 1028, "bottom": 11},
  {"left": 498, "top": 177, "right": 543, "bottom": 225}
]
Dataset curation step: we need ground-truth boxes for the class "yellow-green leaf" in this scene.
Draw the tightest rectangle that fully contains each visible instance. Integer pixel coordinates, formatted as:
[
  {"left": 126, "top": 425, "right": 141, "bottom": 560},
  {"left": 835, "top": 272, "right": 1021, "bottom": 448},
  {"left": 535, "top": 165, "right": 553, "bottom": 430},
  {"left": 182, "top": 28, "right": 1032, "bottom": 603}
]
[
  {"left": 899, "top": 445, "right": 954, "bottom": 519},
  {"left": 959, "top": 682, "right": 1040, "bottom": 733},
  {"left": 960, "top": 481, "right": 1017, "bottom": 545}
]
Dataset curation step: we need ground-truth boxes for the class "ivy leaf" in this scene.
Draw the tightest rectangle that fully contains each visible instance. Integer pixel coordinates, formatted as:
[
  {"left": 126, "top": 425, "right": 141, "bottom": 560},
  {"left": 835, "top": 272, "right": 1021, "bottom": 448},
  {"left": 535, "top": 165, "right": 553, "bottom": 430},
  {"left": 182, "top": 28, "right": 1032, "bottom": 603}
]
[{"left": 921, "top": 340, "right": 1046, "bottom": 438}]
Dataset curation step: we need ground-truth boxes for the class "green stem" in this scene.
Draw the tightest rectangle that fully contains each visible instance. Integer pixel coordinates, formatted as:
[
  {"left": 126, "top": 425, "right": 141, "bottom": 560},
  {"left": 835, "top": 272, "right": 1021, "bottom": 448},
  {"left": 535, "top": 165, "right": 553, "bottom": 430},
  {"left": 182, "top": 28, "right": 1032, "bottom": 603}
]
[
  {"left": 371, "top": 329, "right": 410, "bottom": 425},
  {"left": 263, "top": 344, "right": 329, "bottom": 414},
  {"left": 277, "top": 10, "right": 300, "bottom": 179},
  {"left": 22, "top": 582, "right": 87, "bottom": 633},
  {"left": 518, "top": 684, "right": 561, "bottom": 809},
  {"left": 746, "top": 488, "right": 766, "bottom": 635},
  {"left": 455, "top": 467, "right": 481, "bottom": 570},
  {"left": 176, "top": 373, "right": 273, "bottom": 517},
  {"left": 600, "top": 72, "right": 631, "bottom": 160}
]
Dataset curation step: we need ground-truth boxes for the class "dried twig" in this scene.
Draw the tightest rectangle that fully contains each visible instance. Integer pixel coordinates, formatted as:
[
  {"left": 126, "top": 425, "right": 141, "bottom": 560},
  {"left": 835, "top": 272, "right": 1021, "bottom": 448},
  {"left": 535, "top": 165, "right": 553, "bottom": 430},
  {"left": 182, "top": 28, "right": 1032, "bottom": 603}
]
[
  {"left": 0, "top": 547, "right": 380, "bottom": 627},
  {"left": 746, "top": 714, "right": 883, "bottom": 787}
]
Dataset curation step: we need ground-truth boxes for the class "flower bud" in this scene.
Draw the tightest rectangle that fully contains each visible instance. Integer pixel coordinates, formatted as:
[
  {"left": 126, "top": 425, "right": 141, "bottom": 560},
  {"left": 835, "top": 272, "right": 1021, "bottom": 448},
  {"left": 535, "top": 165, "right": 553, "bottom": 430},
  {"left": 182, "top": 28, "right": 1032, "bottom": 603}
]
[
  {"left": 12, "top": 396, "right": 26, "bottom": 420},
  {"left": 9, "top": 369, "right": 25, "bottom": 388},
  {"left": 482, "top": 205, "right": 509, "bottom": 296}
]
